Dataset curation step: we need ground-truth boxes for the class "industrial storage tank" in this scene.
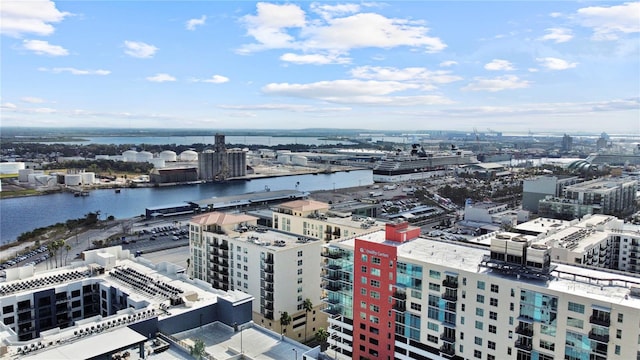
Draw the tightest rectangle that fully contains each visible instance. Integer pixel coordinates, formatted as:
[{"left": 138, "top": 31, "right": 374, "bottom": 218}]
[
  {"left": 290, "top": 155, "right": 308, "bottom": 166},
  {"left": 122, "top": 150, "right": 138, "bottom": 162},
  {"left": 277, "top": 154, "right": 291, "bottom": 164},
  {"left": 34, "top": 175, "right": 56, "bottom": 187},
  {"left": 150, "top": 158, "right": 166, "bottom": 168},
  {"left": 65, "top": 174, "right": 83, "bottom": 186},
  {"left": 159, "top": 150, "right": 177, "bottom": 162},
  {"left": 81, "top": 172, "right": 95, "bottom": 185},
  {"left": 0, "top": 162, "right": 25, "bottom": 174},
  {"left": 18, "top": 168, "right": 34, "bottom": 182},
  {"left": 137, "top": 151, "right": 153, "bottom": 162},
  {"left": 179, "top": 150, "right": 198, "bottom": 161}
]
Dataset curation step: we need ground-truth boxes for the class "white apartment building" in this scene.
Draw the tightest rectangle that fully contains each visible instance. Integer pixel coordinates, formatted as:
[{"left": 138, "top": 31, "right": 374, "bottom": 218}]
[
  {"left": 322, "top": 222, "right": 640, "bottom": 360},
  {"left": 189, "top": 212, "right": 325, "bottom": 341},
  {"left": 272, "top": 199, "right": 384, "bottom": 242}
]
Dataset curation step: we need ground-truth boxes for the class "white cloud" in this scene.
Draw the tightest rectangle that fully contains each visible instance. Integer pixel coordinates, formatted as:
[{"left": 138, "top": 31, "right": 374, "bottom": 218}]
[
  {"left": 0, "top": 0, "right": 70, "bottom": 37},
  {"left": 146, "top": 73, "right": 176, "bottom": 82},
  {"left": 539, "top": 28, "right": 573, "bottom": 43},
  {"left": 22, "top": 39, "right": 68, "bottom": 56},
  {"left": 193, "top": 75, "right": 230, "bottom": 84},
  {"left": 462, "top": 75, "right": 530, "bottom": 92},
  {"left": 186, "top": 15, "right": 206, "bottom": 31},
  {"left": 439, "top": 60, "right": 458, "bottom": 67},
  {"left": 536, "top": 57, "right": 578, "bottom": 70},
  {"left": 310, "top": 3, "right": 361, "bottom": 20},
  {"left": 1, "top": 102, "right": 17, "bottom": 109},
  {"left": 39, "top": 67, "right": 111, "bottom": 75},
  {"left": 21, "top": 97, "right": 45, "bottom": 103},
  {"left": 350, "top": 66, "right": 462, "bottom": 87},
  {"left": 576, "top": 2, "right": 640, "bottom": 40},
  {"left": 280, "top": 52, "right": 351, "bottom": 65},
  {"left": 528, "top": 68, "right": 539, "bottom": 73},
  {"left": 123, "top": 41, "right": 158, "bottom": 58},
  {"left": 238, "top": 3, "right": 446, "bottom": 55},
  {"left": 549, "top": 12, "right": 563, "bottom": 18},
  {"left": 218, "top": 103, "right": 351, "bottom": 113},
  {"left": 262, "top": 79, "right": 453, "bottom": 105},
  {"left": 484, "top": 59, "right": 515, "bottom": 71}
]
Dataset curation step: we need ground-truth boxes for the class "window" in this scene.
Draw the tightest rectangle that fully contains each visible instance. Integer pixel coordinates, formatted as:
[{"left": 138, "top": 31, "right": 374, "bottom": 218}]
[
  {"left": 567, "top": 317, "right": 583, "bottom": 329},
  {"left": 361, "top": 266, "right": 367, "bottom": 273},
  {"left": 509, "top": 303, "right": 514, "bottom": 311},
  {"left": 297, "top": 269, "right": 302, "bottom": 275},
  {"left": 618, "top": 313, "right": 624, "bottom": 323},
  {"left": 427, "top": 322, "right": 439, "bottom": 331},
  {"left": 361, "top": 276, "right": 367, "bottom": 284},
  {"left": 370, "top": 315, "right": 379, "bottom": 324},
  {"left": 428, "top": 283, "right": 441, "bottom": 291},
  {"left": 243, "top": 265, "right": 248, "bottom": 271},
  {"left": 370, "top": 291, "right": 380, "bottom": 299},
  {"left": 488, "top": 355, "right": 495, "bottom": 360},
  {"left": 297, "top": 259, "right": 303, "bottom": 266},
  {"left": 474, "top": 336, "right": 482, "bottom": 345},
  {"left": 508, "top": 316, "right": 513, "bottom": 325},
  {"left": 490, "top": 284, "right": 499, "bottom": 293},
  {"left": 370, "top": 279, "right": 380, "bottom": 288},
  {"left": 360, "top": 301, "right": 367, "bottom": 309},
  {"left": 411, "top": 302, "right": 422, "bottom": 311},
  {"left": 615, "top": 345, "right": 621, "bottom": 355},
  {"left": 477, "top": 281, "right": 485, "bottom": 290},
  {"left": 489, "top": 311, "right": 497, "bottom": 320},
  {"left": 429, "top": 270, "right": 441, "bottom": 279},
  {"left": 539, "top": 339, "right": 555, "bottom": 351},
  {"left": 476, "top": 308, "right": 484, "bottom": 317},
  {"left": 297, "top": 250, "right": 303, "bottom": 257},
  {"left": 488, "top": 341, "right": 495, "bottom": 350},
  {"left": 361, "top": 254, "right": 368, "bottom": 262},
  {"left": 370, "top": 304, "right": 380, "bottom": 313},
  {"left": 298, "top": 277, "right": 303, "bottom": 284},
  {"left": 360, "top": 288, "right": 367, "bottom": 295},
  {"left": 488, "top": 325, "right": 496, "bottom": 334},
  {"left": 297, "top": 287, "right": 303, "bottom": 293},
  {"left": 477, "top": 294, "right": 485, "bottom": 303},
  {"left": 489, "top": 298, "right": 498, "bottom": 307},
  {"left": 568, "top": 302, "right": 585, "bottom": 314},
  {"left": 475, "top": 321, "right": 483, "bottom": 330},
  {"left": 371, "top": 268, "right": 380, "bottom": 277},
  {"left": 372, "top": 257, "right": 381, "bottom": 265},
  {"left": 474, "top": 350, "right": 482, "bottom": 358},
  {"left": 427, "top": 334, "right": 438, "bottom": 343},
  {"left": 616, "top": 329, "right": 622, "bottom": 339}
]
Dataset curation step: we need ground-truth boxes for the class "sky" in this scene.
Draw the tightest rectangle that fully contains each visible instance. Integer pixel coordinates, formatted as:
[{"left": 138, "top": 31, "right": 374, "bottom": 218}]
[{"left": 1, "top": 1, "right": 639, "bottom": 134}]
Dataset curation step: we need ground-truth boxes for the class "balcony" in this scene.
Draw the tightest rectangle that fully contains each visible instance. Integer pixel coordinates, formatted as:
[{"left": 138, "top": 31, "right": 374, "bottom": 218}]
[
  {"left": 392, "top": 301, "right": 406, "bottom": 312},
  {"left": 325, "top": 264, "right": 341, "bottom": 270},
  {"left": 323, "top": 273, "right": 340, "bottom": 281},
  {"left": 322, "top": 251, "right": 343, "bottom": 259},
  {"left": 264, "top": 265, "right": 274, "bottom": 273},
  {"left": 325, "top": 283, "right": 342, "bottom": 292},
  {"left": 265, "top": 257, "right": 274, "bottom": 264},
  {"left": 440, "top": 345, "right": 455, "bottom": 356},
  {"left": 514, "top": 339, "right": 532, "bottom": 352},
  {"left": 440, "top": 333, "right": 455, "bottom": 343},
  {"left": 442, "top": 292, "right": 457, "bottom": 301},
  {"left": 515, "top": 324, "right": 534, "bottom": 337},
  {"left": 589, "top": 315, "right": 610, "bottom": 327},
  {"left": 392, "top": 291, "right": 407, "bottom": 300},
  {"left": 588, "top": 330, "right": 610, "bottom": 343},
  {"left": 442, "top": 278, "right": 458, "bottom": 288}
]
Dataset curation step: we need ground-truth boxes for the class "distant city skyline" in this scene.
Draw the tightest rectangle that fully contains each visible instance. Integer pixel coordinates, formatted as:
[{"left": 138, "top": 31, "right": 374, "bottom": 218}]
[{"left": 1, "top": 1, "right": 638, "bottom": 133}]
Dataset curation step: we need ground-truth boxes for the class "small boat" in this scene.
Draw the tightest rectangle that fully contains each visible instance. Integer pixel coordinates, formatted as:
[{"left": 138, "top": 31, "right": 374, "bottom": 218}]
[{"left": 115, "top": 189, "right": 121, "bottom": 193}]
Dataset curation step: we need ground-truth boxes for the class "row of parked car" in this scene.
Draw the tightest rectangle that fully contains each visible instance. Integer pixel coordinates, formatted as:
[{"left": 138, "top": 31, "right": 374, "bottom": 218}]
[{"left": 1, "top": 246, "right": 49, "bottom": 270}]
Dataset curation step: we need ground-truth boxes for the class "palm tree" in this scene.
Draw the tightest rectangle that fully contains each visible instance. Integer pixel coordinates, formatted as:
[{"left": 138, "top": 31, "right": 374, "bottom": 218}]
[
  {"left": 279, "top": 311, "right": 292, "bottom": 338},
  {"left": 315, "top": 328, "right": 330, "bottom": 352},
  {"left": 303, "top": 298, "right": 313, "bottom": 341},
  {"left": 64, "top": 243, "right": 71, "bottom": 265}
]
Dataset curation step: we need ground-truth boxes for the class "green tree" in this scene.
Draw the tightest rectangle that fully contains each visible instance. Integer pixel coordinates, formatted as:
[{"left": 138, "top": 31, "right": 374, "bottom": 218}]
[
  {"left": 303, "top": 298, "right": 313, "bottom": 341},
  {"left": 189, "top": 338, "right": 206, "bottom": 359},
  {"left": 315, "top": 328, "right": 330, "bottom": 352},
  {"left": 64, "top": 243, "right": 72, "bottom": 265},
  {"left": 279, "top": 311, "right": 292, "bottom": 337}
]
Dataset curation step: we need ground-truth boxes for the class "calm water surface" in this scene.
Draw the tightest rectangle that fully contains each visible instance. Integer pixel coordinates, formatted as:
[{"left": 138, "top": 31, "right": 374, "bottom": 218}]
[{"left": 0, "top": 170, "right": 372, "bottom": 244}]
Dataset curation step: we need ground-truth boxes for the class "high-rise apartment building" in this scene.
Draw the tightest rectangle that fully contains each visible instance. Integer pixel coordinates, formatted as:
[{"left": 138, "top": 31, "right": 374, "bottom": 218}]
[
  {"left": 189, "top": 212, "right": 326, "bottom": 341},
  {"left": 322, "top": 221, "right": 640, "bottom": 360}
]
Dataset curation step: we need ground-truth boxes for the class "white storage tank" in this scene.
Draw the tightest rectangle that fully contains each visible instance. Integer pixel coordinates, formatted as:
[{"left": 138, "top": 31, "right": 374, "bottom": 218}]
[
  {"left": 122, "top": 150, "right": 138, "bottom": 162},
  {"left": 18, "top": 168, "right": 34, "bottom": 182},
  {"left": 0, "top": 162, "right": 25, "bottom": 174},
  {"left": 137, "top": 151, "right": 153, "bottom": 162},
  {"left": 277, "top": 154, "right": 291, "bottom": 164},
  {"left": 81, "top": 172, "right": 95, "bottom": 185},
  {"left": 34, "top": 175, "right": 56, "bottom": 187},
  {"left": 65, "top": 174, "right": 82, "bottom": 186},
  {"left": 291, "top": 155, "right": 308, "bottom": 166},
  {"left": 27, "top": 173, "right": 40, "bottom": 185},
  {"left": 159, "top": 150, "right": 177, "bottom": 162},
  {"left": 150, "top": 158, "right": 166, "bottom": 168},
  {"left": 179, "top": 150, "right": 198, "bottom": 161}
]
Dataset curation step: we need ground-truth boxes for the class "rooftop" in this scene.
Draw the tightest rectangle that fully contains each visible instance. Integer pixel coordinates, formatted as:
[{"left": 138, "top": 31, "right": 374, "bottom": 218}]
[
  {"left": 192, "top": 190, "right": 309, "bottom": 209},
  {"left": 335, "top": 231, "right": 640, "bottom": 308},
  {"left": 233, "top": 228, "right": 322, "bottom": 250},
  {"left": 278, "top": 199, "right": 329, "bottom": 212}
]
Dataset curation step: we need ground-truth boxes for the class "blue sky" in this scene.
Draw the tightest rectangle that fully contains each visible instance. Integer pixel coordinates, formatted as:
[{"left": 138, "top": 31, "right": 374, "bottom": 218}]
[{"left": 1, "top": 1, "right": 639, "bottom": 134}]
